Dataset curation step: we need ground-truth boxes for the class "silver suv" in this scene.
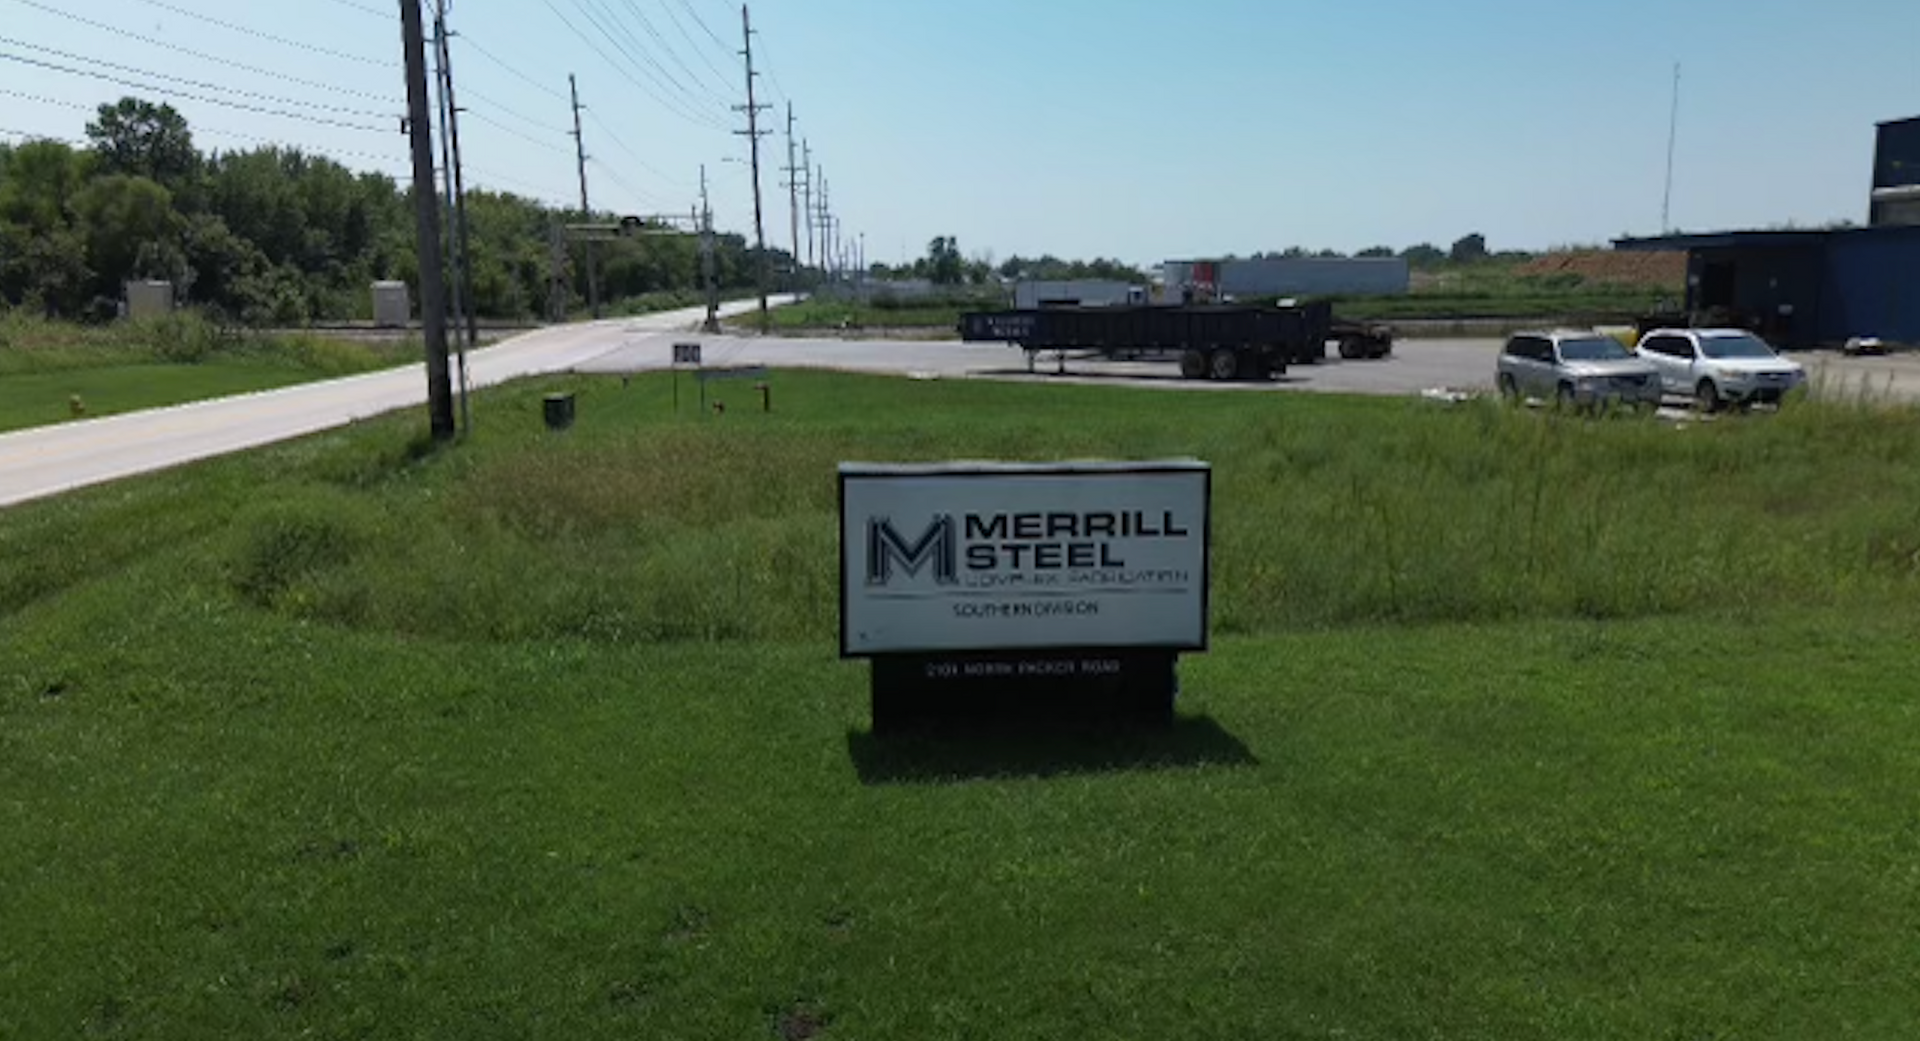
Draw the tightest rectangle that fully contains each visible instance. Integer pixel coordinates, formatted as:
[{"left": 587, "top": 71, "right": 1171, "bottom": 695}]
[
  {"left": 1634, "top": 328, "right": 1807, "bottom": 411},
  {"left": 1496, "top": 330, "right": 1663, "bottom": 409}
]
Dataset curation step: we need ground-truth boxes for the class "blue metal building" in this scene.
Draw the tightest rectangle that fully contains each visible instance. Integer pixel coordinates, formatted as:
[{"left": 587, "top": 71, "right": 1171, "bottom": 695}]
[{"left": 1614, "top": 116, "right": 1920, "bottom": 348}]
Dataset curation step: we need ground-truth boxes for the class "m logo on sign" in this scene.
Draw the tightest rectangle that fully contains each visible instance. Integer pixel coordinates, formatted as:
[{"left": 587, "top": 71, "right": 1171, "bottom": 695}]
[{"left": 867, "top": 515, "right": 957, "bottom": 587}]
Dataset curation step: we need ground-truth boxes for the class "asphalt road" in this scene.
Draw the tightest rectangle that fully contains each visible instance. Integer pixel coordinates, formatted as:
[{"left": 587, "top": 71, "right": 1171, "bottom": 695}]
[
  {"left": 577, "top": 335, "right": 1514, "bottom": 395},
  {"left": 5, "top": 315, "right": 1916, "bottom": 509},
  {"left": 580, "top": 334, "right": 1920, "bottom": 403}
]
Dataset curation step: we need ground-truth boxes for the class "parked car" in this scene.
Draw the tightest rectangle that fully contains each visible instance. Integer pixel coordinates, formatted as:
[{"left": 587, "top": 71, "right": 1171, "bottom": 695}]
[
  {"left": 1496, "top": 329, "right": 1664, "bottom": 409},
  {"left": 1634, "top": 328, "right": 1807, "bottom": 411}
]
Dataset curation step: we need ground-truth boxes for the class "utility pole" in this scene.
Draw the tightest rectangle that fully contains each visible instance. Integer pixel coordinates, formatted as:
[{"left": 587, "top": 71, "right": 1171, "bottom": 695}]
[
  {"left": 548, "top": 220, "right": 567, "bottom": 322},
  {"left": 815, "top": 171, "right": 831, "bottom": 283},
  {"left": 569, "top": 73, "right": 601, "bottom": 320},
  {"left": 699, "top": 163, "right": 719, "bottom": 332},
  {"left": 432, "top": 0, "right": 473, "bottom": 434},
  {"left": 781, "top": 103, "right": 801, "bottom": 291},
  {"left": 800, "top": 139, "right": 814, "bottom": 274},
  {"left": 398, "top": 0, "right": 453, "bottom": 440},
  {"left": 1662, "top": 62, "right": 1681, "bottom": 233},
  {"left": 734, "top": 4, "right": 770, "bottom": 332}
]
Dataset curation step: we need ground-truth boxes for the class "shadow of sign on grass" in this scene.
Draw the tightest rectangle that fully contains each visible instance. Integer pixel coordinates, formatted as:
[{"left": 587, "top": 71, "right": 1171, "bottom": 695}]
[{"left": 845, "top": 714, "right": 1259, "bottom": 786}]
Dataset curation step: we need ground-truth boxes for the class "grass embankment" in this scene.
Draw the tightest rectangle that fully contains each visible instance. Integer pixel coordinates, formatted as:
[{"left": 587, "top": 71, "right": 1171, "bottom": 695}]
[
  {"left": 1333, "top": 262, "right": 1676, "bottom": 322},
  {"left": 0, "top": 312, "right": 419, "bottom": 433},
  {"left": 5, "top": 374, "right": 1920, "bottom": 1038}
]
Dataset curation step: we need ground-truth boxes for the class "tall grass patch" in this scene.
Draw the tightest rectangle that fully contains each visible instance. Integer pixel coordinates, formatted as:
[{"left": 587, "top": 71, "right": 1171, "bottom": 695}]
[{"left": 39, "top": 370, "right": 1904, "bottom": 645}]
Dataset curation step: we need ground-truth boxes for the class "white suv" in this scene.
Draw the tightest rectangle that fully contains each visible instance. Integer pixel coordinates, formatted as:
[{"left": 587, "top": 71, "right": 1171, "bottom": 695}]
[{"left": 1634, "top": 328, "right": 1807, "bottom": 411}]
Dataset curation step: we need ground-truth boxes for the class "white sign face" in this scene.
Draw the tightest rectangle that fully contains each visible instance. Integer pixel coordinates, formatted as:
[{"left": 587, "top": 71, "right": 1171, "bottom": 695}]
[{"left": 839, "top": 462, "right": 1210, "bottom": 657}]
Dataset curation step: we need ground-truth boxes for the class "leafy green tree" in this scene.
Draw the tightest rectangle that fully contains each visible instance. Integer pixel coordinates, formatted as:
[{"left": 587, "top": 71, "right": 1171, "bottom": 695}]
[
  {"left": 0, "top": 139, "right": 93, "bottom": 232},
  {"left": 72, "top": 174, "right": 182, "bottom": 298},
  {"left": 1356, "top": 246, "right": 1395, "bottom": 258},
  {"left": 1401, "top": 243, "right": 1446, "bottom": 266},
  {"left": 926, "top": 236, "right": 964, "bottom": 285},
  {"left": 1449, "top": 233, "right": 1489, "bottom": 264},
  {"left": 86, "top": 99, "right": 198, "bottom": 193}
]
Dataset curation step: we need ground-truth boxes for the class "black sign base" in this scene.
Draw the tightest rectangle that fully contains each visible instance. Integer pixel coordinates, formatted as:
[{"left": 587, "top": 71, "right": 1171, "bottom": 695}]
[{"left": 869, "top": 649, "right": 1178, "bottom": 736}]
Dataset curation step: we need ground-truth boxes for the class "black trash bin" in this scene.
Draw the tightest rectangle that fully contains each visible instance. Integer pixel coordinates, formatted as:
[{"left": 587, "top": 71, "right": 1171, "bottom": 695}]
[{"left": 543, "top": 392, "right": 575, "bottom": 431}]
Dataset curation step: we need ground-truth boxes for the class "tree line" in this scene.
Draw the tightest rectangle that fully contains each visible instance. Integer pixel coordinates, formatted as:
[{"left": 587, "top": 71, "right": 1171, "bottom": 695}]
[
  {"left": 0, "top": 98, "right": 788, "bottom": 325},
  {"left": 867, "top": 232, "right": 1524, "bottom": 290}
]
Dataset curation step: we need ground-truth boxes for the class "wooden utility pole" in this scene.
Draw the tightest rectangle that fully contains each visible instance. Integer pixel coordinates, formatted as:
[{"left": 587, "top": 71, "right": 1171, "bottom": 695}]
[
  {"left": 782, "top": 103, "right": 800, "bottom": 289},
  {"left": 432, "top": 0, "right": 473, "bottom": 433},
  {"left": 547, "top": 220, "right": 567, "bottom": 321},
  {"left": 801, "top": 139, "right": 814, "bottom": 273},
  {"left": 734, "top": 4, "right": 770, "bottom": 332},
  {"left": 815, "top": 171, "right": 831, "bottom": 283},
  {"left": 398, "top": 0, "right": 453, "bottom": 440},
  {"left": 569, "top": 73, "right": 601, "bottom": 320},
  {"left": 699, "top": 163, "right": 719, "bottom": 332}
]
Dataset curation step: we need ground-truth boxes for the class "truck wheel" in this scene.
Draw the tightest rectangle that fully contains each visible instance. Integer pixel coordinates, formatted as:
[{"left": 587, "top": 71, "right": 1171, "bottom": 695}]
[
  {"left": 1179, "top": 349, "right": 1207, "bottom": 380},
  {"left": 1369, "top": 338, "right": 1393, "bottom": 359},
  {"left": 1338, "top": 336, "right": 1363, "bottom": 360},
  {"left": 1209, "top": 349, "right": 1240, "bottom": 381}
]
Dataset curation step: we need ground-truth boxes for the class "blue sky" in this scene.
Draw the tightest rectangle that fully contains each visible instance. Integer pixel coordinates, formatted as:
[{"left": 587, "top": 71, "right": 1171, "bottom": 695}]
[{"left": 3, "top": 0, "right": 1916, "bottom": 267}]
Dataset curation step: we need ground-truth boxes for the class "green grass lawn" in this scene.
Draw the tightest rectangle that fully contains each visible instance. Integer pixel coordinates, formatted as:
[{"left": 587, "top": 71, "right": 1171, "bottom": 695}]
[{"left": 4, "top": 373, "right": 1920, "bottom": 1038}]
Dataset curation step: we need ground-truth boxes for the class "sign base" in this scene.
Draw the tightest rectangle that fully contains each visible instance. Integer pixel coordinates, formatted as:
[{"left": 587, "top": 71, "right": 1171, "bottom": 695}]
[{"left": 869, "top": 649, "right": 1178, "bottom": 736}]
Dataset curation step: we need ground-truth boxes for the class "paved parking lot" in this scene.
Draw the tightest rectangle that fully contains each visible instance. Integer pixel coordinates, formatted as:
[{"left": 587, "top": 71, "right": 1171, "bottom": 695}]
[{"left": 578, "top": 330, "right": 1920, "bottom": 404}]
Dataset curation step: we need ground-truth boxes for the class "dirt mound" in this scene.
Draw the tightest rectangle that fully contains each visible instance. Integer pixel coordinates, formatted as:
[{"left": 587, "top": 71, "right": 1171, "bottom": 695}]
[{"left": 1517, "top": 250, "right": 1685, "bottom": 288}]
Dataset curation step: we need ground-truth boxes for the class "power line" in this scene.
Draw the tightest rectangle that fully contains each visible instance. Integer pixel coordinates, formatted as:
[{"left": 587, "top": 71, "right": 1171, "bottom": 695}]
[
  {"left": 0, "top": 51, "right": 394, "bottom": 133},
  {"left": 128, "top": 0, "right": 393, "bottom": 67},
  {"left": 749, "top": 34, "right": 793, "bottom": 107},
  {"left": 463, "top": 166, "right": 574, "bottom": 206},
  {"left": 658, "top": 0, "right": 740, "bottom": 90},
  {"left": 586, "top": 109, "right": 690, "bottom": 190},
  {"left": 0, "top": 125, "right": 82, "bottom": 145},
  {"left": 2, "top": 0, "right": 400, "bottom": 103},
  {"left": 0, "top": 36, "right": 400, "bottom": 120},
  {"left": 610, "top": 0, "right": 735, "bottom": 103},
  {"left": 458, "top": 87, "right": 571, "bottom": 136},
  {"left": 1, "top": 91, "right": 408, "bottom": 179},
  {"left": 319, "top": 0, "right": 386, "bottom": 17},
  {"left": 544, "top": 0, "right": 728, "bottom": 131},
  {"left": 590, "top": 156, "right": 666, "bottom": 210},
  {"left": 465, "top": 109, "right": 568, "bottom": 151},
  {"left": 457, "top": 34, "right": 569, "bottom": 102},
  {"left": 573, "top": 0, "right": 733, "bottom": 118},
  {"left": 677, "top": 0, "right": 738, "bottom": 61},
  {"left": 0, "top": 90, "right": 407, "bottom": 168}
]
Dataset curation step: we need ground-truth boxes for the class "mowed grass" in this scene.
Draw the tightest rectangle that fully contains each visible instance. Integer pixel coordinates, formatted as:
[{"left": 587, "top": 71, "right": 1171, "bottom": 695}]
[
  {"left": 0, "top": 313, "right": 418, "bottom": 433},
  {"left": 5, "top": 373, "right": 1920, "bottom": 1038}
]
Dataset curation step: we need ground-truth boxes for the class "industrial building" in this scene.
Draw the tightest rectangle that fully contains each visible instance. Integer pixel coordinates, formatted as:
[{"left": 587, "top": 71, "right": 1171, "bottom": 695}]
[{"left": 1614, "top": 115, "right": 1920, "bottom": 348}]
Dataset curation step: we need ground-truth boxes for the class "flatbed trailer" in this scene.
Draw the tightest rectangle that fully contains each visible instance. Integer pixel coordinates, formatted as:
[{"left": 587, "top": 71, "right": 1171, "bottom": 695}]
[{"left": 959, "top": 302, "right": 1391, "bottom": 380}]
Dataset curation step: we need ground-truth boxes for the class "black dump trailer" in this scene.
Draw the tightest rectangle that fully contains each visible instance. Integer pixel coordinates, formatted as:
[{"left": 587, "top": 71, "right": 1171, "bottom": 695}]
[{"left": 959, "top": 301, "right": 1390, "bottom": 380}]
